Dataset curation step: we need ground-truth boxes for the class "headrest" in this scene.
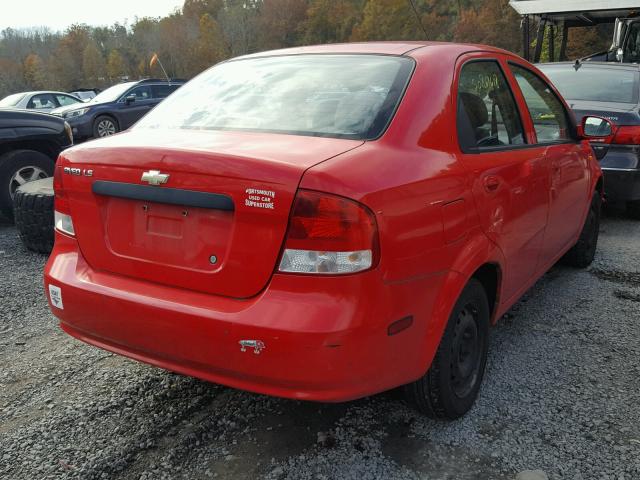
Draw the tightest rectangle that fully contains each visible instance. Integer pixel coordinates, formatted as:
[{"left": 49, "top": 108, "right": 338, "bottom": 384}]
[{"left": 459, "top": 92, "right": 488, "bottom": 129}]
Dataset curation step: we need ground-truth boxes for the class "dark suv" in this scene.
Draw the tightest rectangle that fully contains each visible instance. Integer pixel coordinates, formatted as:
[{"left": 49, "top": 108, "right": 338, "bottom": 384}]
[
  {"left": 0, "top": 109, "right": 73, "bottom": 219},
  {"left": 539, "top": 61, "right": 640, "bottom": 218},
  {"left": 51, "top": 79, "right": 184, "bottom": 140}
]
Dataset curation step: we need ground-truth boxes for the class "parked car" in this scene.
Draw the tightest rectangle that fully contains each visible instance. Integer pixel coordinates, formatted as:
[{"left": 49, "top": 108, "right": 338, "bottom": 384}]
[
  {"left": 0, "top": 109, "right": 72, "bottom": 218},
  {"left": 0, "top": 91, "right": 82, "bottom": 112},
  {"left": 69, "top": 89, "right": 99, "bottom": 102},
  {"left": 44, "top": 42, "right": 605, "bottom": 419},
  {"left": 51, "top": 79, "right": 184, "bottom": 140},
  {"left": 539, "top": 61, "right": 640, "bottom": 218}
]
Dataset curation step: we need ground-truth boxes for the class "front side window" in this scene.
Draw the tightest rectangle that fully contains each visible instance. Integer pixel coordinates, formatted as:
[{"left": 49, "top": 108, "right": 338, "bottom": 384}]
[
  {"left": 457, "top": 60, "right": 525, "bottom": 151},
  {"left": 135, "top": 54, "right": 414, "bottom": 140},
  {"left": 510, "top": 64, "right": 572, "bottom": 144},
  {"left": 126, "top": 86, "right": 152, "bottom": 101}
]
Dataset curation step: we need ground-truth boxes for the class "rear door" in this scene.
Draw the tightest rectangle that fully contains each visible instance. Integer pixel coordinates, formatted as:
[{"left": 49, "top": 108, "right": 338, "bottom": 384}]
[
  {"left": 456, "top": 55, "right": 550, "bottom": 300},
  {"left": 508, "top": 62, "right": 591, "bottom": 263}
]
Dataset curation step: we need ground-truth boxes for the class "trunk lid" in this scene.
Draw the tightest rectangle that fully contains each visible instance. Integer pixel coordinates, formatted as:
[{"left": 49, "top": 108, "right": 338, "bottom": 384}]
[{"left": 61, "top": 129, "right": 363, "bottom": 298}]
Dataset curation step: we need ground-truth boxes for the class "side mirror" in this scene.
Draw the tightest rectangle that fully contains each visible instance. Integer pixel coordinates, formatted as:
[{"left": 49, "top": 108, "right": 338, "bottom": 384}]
[
  {"left": 616, "top": 47, "right": 624, "bottom": 62},
  {"left": 578, "top": 116, "right": 615, "bottom": 143},
  {"left": 124, "top": 95, "right": 136, "bottom": 105}
]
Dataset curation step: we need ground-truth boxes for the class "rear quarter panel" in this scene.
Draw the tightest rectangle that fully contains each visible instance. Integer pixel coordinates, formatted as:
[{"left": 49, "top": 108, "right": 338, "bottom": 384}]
[{"left": 301, "top": 46, "right": 506, "bottom": 373}]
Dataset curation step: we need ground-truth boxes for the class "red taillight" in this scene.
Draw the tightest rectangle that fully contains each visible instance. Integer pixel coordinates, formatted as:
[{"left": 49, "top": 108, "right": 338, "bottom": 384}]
[
  {"left": 613, "top": 125, "right": 640, "bottom": 145},
  {"left": 279, "top": 189, "right": 379, "bottom": 274},
  {"left": 53, "top": 165, "right": 75, "bottom": 236},
  {"left": 53, "top": 165, "right": 69, "bottom": 213}
]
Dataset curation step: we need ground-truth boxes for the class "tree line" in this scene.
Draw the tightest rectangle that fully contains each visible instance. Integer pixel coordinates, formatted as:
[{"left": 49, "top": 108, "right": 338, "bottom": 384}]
[{"left": 0, "top": 0, "right": 612, "bottom": 99}]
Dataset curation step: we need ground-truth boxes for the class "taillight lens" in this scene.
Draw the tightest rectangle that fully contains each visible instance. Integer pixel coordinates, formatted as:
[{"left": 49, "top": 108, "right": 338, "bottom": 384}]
[
  {"left": 278, "top": 190, "right": 379, "bottom": 274},
  {"left": 53, "top": 165, "right": 75, "bottom": 236},
  {"left": 613, "top": 125, "right": 640, "bottom": 145}
]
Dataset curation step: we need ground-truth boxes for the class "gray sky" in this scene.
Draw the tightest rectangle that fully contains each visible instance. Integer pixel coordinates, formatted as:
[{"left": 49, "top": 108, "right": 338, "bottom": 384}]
[{"left": 0, "top": 0, "right": 185, "bottom": 32}]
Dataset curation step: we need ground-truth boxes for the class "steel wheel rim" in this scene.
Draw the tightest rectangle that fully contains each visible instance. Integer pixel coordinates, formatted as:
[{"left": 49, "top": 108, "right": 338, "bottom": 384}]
[
  {"left": 9, "top": 166, "right": 48, "bottom": 199},
  {"left": 451, "top": 306, "right": 481, "bottom": 399},
  {"left": 97, "top": 119, "right": 116, "bottom": 137}
]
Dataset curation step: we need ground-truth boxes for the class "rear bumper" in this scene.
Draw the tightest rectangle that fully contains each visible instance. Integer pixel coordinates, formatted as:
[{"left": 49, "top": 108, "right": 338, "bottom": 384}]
[
  {"left": 601, "top": 168, "right": 640, "bottom": 202},
  {"left": 44, "top": 233, "right": 444, "bottom": 402},
  {"left": 597, "top": 146, "right": 640, "bottom": 202}
]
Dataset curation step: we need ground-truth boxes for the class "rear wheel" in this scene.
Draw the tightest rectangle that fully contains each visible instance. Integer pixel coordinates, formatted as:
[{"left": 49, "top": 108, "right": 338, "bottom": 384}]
[
  {"left": 626, "top": 200, "right": 640, "bottom": 220},
  {"left": 93, "top": 115, "right": 118, "bottom": 138},
  {"left": 562, "top": 192, "right": 601, "bottom": 268},
  {"left": 0, "top": 149, "right": 54, "bottom": 220},
  {"left": 405, "top": 278, "right": 490, "bottom": 419}
]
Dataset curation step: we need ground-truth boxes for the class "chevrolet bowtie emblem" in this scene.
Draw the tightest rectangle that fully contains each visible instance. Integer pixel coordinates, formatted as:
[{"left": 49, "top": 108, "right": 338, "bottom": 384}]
[{"left": 141, "top": 170, "right": 169, "bottom": 186}]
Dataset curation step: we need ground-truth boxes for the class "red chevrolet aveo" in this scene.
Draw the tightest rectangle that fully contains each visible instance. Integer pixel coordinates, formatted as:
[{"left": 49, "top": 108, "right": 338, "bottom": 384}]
[{"left": 45, "top": 42, "right": 608, "bottom": 419}]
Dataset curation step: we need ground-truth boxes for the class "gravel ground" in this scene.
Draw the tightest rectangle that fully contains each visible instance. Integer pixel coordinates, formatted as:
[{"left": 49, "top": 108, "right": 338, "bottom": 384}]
[{"left": 1, "top": 209, "right": 639, "bottom": 480}]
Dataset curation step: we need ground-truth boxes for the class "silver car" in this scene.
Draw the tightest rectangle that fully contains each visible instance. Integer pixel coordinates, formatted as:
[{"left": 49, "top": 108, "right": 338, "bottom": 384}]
[{"left": 0, "top": 91, "right": 82, "bottom": 112}]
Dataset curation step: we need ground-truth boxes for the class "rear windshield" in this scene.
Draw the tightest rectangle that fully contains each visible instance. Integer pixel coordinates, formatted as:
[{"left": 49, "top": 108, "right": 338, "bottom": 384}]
[
  {"left": 135, "top": 54, "right": 414, "bottom": 140},
  {"left": 0, "top": 93, "right": 26, "bottom": 107},
  {"left": 540, "top": 66, "right": 639, "bottom": 104}
]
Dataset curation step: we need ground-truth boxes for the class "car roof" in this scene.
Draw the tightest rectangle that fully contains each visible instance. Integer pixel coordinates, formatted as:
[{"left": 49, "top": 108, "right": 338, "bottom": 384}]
[
  {"left": 22, "top": 91, "right": 82, "bottom": 96},
  {"left": 234, "top": 41, "right": 515, "bottom": 61}
]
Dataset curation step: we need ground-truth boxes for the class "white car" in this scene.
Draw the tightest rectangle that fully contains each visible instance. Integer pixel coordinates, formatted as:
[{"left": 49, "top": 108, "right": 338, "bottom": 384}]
[
  {"left": 70, "top": 90, "right": 98, "bottom": 102},
  {"left": 0, "top": 91, "right": 82, "bottom": 112}
]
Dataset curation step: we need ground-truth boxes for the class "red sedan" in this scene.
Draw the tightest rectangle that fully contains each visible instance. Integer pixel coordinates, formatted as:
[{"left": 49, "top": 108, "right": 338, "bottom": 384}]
[{"left": 45, "top": 42, "right": 609, "bottom": 419}]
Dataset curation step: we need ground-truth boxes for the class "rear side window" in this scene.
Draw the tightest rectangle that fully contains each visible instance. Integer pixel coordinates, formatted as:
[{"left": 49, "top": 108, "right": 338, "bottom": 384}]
[
  {"left": 152, "top": 84, "right": 180, "bottom": 99},
  {"left": 457, "top": 61, "right": 525, "bottom": 152},
  {"left": 510, "top": 65, "right": 572, "bottom": 144}
]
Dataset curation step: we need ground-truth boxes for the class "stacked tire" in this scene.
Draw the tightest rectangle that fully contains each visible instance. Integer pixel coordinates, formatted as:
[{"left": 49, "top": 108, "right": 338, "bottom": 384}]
[{"left": 13, "top": 177, "right": 55, "bottom": 254}]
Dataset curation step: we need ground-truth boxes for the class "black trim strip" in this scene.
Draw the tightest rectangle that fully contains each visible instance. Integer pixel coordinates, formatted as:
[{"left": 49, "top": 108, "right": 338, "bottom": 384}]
[{"left": 92, "top": 181, "right": 234, "bottom": 211}]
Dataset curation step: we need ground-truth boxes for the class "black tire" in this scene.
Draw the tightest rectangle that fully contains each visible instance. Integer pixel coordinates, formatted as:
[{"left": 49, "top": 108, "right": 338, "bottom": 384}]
[
  {"left": 562, "top": 192, "right": 601, "bottom": 268},
  {"left": 13, "top": 177, "right": 54, "bottom": 254},
  {"left": 0, "top": 149, "right": 54, "bottom": 220},
  {"left": 626, "top": 200, "right": 640, "bottom": 220},
  {"left": 93, "top": 115, "right": 119, "bottom": 138},
  {"left": 405, "top": 278, "right": 490, "bottom": 420}
]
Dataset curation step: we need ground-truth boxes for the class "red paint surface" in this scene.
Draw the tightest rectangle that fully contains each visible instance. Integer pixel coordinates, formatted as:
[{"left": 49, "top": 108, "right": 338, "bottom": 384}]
[{"left": 45, "top": 42, "right": 601, "bottom": 401}]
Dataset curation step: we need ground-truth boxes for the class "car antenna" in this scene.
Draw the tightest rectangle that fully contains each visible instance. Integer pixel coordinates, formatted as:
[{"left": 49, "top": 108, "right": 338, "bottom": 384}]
[
  {"left": 406, "top": 0, "right": 428, "bottom": 38},
  {"left": 574, "top": 59, "right": 582, "bottom": 71}
]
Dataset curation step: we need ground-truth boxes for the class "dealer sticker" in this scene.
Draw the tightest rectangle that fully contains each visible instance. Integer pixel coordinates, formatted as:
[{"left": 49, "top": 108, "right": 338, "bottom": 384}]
[
  {"left": 48, "top": 284, "right": 64, "bottom": 310},
  {"left": 244, "top": 188, "right": 275, "bottom": 210}
]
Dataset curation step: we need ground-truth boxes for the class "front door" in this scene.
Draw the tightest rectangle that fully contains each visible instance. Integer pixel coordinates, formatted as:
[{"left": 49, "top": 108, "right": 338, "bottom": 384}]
[
  {"left": 508, "top": 63, "right": 591, "bottom": 263},
  {"left": 119, "top": 85, "right": 156, "bottom": 129},
  {"left": 456, "top": 57, "right": 550, "bottom": 300}
]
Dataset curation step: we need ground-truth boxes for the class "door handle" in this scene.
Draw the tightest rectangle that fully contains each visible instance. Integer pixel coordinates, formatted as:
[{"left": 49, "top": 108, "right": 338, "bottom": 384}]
[{"left": 483, "top": 176, "right": 501, "bottom": 193}]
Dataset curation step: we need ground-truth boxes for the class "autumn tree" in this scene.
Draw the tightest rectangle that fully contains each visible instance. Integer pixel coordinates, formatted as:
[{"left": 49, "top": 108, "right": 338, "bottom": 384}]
[
  {"left": 195, "top": 13, "right": 228, "bottom": 71},
  {"left": 83, "top": 41, "right": 106, "bottom": 86},
  {"left": 107, "top": 49, "right": 126, "bottom": 81},
  {"left": 303, "top": 0, "right": 361, "bottom": 44},
  {"left": 257, "top": 0, "right": 308, "bottom": 50},
  {"left": 23, "top": 53, "right": 46, "bottom": 89},
  {"left": 351, "top": 0, "right": 424, "bottom": 41}
]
